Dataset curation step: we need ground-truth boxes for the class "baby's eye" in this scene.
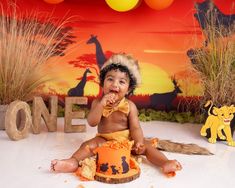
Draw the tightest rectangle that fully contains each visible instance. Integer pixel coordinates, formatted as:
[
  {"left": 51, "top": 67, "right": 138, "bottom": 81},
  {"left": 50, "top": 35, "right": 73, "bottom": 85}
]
[
  {"left": 120, "top": 80, "right": 126, "bottom": 84},
  {"left": 107, "top": 77, "right": 113, "bottom": 81}
]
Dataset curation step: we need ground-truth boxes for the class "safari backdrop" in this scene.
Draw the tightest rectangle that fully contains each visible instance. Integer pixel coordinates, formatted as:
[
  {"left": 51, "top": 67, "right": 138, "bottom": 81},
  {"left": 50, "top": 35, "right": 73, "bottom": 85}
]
[{"left": 1, "top": 0, "right": 234, "bottom": 111}]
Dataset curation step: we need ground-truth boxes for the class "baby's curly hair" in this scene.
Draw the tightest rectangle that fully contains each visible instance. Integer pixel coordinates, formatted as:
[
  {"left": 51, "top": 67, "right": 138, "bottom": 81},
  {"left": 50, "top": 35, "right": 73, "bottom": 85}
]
[
  {"left": 99, "top": 54, "right": 141, "bottom": 95},
  {"left": 99, "top": 63, "right": 137, "bottom": 95}
]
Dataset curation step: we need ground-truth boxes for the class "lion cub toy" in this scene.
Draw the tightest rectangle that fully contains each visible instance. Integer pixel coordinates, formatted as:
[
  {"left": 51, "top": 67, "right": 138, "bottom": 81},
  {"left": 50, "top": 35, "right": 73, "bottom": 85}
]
[{"left": 200, "top": 100, "right": 235, "bottom": 146}]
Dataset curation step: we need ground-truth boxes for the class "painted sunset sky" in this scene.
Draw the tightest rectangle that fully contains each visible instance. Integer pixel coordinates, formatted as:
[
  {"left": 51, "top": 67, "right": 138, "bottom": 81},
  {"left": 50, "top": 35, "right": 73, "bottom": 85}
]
[{"left": 3, "top": 0, "right": 235, "bottom": 96}]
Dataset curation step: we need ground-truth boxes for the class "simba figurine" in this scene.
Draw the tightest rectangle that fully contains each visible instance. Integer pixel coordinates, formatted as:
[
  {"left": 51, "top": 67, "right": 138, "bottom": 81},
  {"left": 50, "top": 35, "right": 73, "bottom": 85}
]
[{"left": 200, "top": 100, "right": 235, "bottom": 146}]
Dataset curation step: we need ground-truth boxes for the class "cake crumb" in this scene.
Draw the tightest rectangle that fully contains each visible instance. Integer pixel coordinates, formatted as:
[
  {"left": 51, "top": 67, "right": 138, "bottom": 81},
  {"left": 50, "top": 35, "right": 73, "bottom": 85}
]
[
  {"left": 166, "top": 171, "right": 176, "bottom": 178},
  {"left": 76, "top": 184, "right": 85, "bottom": 188},
  {"left": 64, "top": 180, "right": 67, "bottom": 183}
]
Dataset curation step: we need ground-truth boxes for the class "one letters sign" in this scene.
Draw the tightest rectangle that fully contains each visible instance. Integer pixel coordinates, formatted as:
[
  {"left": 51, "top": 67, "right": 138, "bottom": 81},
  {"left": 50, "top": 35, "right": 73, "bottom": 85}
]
[{"left": 4, "top": 96, "right": 88, "bottom": 141}]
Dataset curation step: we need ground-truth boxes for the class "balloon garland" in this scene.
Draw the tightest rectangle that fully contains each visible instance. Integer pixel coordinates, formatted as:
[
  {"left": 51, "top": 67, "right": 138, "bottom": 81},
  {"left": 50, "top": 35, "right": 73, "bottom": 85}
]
[{"left": 43, "top": 0, "right": 175, "bottom": 11}]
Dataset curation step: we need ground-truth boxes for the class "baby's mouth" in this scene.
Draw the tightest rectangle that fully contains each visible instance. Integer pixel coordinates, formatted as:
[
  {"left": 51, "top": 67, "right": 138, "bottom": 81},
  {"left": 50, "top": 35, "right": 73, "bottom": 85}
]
[{"left": 109, "top": 89, "right": 119, "bottom": 94}]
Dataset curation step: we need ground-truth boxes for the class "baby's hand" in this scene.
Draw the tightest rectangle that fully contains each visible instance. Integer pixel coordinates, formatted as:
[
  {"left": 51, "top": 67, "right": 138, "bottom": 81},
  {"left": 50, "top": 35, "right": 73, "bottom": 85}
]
[
  {"left": 133, "top": 142, "right": 145, "bottom": 154},
  {"left": 161, "top": 160, "right": 182, "bottom": 177},
  {"left": 101, "top": 93, "right": 117, "bottom": 106}
]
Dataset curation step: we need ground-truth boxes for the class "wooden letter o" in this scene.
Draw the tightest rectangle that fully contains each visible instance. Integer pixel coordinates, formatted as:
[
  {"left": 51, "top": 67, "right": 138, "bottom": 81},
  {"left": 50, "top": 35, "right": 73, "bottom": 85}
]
[{"left": 5, "top": 100, "right": 32, "bottom": 141}]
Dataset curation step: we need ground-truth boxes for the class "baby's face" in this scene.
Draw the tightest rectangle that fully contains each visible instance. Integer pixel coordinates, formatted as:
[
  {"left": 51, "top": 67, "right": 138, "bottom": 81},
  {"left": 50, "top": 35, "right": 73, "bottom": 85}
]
[{"left": 103, "top": 69, "right": 130, "bottom": 101}]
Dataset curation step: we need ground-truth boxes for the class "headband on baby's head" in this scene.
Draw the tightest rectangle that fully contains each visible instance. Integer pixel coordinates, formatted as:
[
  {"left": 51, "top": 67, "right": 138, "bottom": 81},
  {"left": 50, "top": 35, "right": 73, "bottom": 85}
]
[{"left": 100, "top": 54, "right": 141, "bottom": 87}]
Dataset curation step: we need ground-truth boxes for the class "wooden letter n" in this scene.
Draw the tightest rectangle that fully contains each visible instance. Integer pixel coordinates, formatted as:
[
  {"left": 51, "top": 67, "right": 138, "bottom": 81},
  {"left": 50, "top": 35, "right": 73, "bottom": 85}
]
[{"left": 32, "top": 96, "right": 58, "bottom": 134}]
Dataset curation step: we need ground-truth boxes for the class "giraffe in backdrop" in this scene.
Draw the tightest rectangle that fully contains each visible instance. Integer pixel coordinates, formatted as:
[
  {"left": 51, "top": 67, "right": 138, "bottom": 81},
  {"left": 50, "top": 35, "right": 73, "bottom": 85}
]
[
  {"left": 67, "top": 68, "right": 92, "bottom": 96},
  {"left": 87, "top": 35, "right": 107, "bottom": 69}
]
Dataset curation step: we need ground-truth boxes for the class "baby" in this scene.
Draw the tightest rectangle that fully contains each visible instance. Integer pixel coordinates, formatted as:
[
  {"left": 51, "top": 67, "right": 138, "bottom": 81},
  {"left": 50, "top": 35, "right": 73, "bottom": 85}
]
[{"left": 51, "top": 53, "right": 182, "bottom": 175}]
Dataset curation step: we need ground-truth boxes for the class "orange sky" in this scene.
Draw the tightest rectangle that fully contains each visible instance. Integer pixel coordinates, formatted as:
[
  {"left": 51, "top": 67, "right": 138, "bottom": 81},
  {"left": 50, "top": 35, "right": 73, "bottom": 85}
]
[{"left": 3, "top": 0, "right": 235, "bottom": 96}]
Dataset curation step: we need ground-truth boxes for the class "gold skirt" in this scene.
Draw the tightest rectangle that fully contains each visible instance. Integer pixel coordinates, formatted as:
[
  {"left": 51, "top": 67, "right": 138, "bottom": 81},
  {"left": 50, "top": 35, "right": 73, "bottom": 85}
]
[{"left": 96, "top": 129, "right": 130, "bottom": 142}]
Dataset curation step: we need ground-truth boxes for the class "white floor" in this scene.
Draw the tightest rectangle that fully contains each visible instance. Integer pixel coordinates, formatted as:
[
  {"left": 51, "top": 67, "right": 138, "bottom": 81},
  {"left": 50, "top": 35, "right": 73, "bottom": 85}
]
[{"left": 0, "top": 118, "right": 235, "bottom": 188}]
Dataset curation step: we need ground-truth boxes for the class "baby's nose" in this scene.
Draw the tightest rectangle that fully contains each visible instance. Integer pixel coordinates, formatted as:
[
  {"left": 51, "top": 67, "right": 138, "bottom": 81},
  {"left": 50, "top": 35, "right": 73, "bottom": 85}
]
[{"left": 112, "top": 80, "right": 119, "bottom": 87}]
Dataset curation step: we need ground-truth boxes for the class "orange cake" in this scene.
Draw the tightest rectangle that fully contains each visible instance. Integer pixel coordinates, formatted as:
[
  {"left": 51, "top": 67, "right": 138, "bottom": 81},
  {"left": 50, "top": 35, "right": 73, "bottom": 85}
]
[{"left": 93, "top": 140, "right": 140, "bottom": 184}]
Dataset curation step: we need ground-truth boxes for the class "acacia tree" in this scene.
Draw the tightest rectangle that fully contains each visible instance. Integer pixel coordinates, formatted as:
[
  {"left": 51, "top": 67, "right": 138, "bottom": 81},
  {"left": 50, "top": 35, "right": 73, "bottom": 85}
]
[{"left": 68, "top": 51, "right": 114, "bottom": 95}]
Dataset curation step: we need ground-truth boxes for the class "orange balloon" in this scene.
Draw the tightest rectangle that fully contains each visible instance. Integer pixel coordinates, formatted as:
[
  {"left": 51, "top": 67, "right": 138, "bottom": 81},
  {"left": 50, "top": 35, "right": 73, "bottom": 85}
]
[
  {"left": 144, "top": 0, "right": 174, "bottom": 10},
  {"left": 43, "top": 0, "right": 64, "bottom": 4}
]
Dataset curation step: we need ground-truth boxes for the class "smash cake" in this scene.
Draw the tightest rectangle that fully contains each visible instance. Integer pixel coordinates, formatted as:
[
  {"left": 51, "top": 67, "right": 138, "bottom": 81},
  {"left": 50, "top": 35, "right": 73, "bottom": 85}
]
[{"left": 76, "top": 140, "right": 140, "bottom": 184}]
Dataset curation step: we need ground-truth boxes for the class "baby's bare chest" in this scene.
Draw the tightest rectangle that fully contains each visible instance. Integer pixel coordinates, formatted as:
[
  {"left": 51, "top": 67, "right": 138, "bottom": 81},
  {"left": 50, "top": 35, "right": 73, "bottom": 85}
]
[{"left": 98, "top": 111, "right": 129, "bottom": 133}]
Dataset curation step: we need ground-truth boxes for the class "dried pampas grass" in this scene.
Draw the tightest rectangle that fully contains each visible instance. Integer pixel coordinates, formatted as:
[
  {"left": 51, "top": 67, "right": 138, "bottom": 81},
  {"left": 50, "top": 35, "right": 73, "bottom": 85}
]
[
  {"left": 191, "top": 4, "right": 235, "bottom": 107},
  {"left": 0, "top": 4, "right": 71, "bottom": 104}
]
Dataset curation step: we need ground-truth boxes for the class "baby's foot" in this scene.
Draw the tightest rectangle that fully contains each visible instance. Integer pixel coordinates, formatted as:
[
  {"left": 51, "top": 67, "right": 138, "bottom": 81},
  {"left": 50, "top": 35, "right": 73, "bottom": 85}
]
[
  {"left": 161, "top": 160, "right": 182, "bottom": 177},
  {"left": 51, "top": 158, "right": 78, "bottom": 173}
]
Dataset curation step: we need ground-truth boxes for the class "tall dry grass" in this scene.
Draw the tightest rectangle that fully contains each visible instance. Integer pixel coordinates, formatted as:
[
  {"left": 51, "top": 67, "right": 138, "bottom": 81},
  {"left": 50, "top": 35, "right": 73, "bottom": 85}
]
[
  {"left": 191, "top": 8, "right": 235, "bottom": 107},
  {"left": 0, "top": 6, "right": 69, "bottom": 104}
]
